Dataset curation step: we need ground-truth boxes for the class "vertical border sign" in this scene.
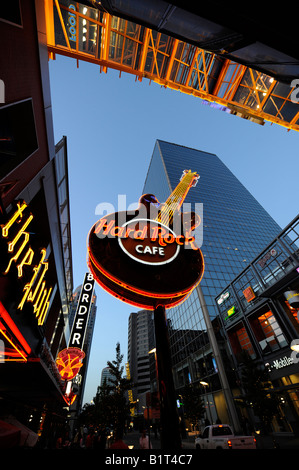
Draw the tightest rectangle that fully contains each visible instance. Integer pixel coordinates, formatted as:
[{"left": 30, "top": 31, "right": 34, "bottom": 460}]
[{"left": 68, "top": 273, "right": 95, "bottom": 350}]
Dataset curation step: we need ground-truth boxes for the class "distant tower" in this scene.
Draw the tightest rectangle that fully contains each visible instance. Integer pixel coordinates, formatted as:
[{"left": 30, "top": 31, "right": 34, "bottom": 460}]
[
  {"left": 128, "top": 310, "right": 155, "bottom": 412},
  {"left": 100, "top": 366, "right": 114, "bottom": 388}
]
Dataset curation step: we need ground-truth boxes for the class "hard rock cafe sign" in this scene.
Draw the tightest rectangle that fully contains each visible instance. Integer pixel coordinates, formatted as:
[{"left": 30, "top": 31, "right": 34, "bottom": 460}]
[{"left": 87, "top": 170, "right": 205, "bottom": 309}]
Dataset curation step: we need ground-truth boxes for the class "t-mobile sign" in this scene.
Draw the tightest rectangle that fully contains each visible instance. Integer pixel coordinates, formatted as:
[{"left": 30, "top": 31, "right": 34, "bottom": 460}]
[{"left": 69, "top": 273, "right": 95, "bottom": 350}]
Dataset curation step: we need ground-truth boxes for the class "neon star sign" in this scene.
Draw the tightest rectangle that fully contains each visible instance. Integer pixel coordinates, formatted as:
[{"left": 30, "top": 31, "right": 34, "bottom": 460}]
[
  {"left": 56, "top": 347, "right": 85, "bottom": 381},
  {"left": 56, "top": 273, "right": 95, "bottom": 381}
]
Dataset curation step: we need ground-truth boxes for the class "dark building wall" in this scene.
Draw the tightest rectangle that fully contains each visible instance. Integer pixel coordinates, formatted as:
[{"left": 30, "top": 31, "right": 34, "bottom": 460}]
[
  {"left": 0, "top": 0, "right": 50, "bottom": 206},
  {"left": 0, "top": 2, "right": 74, "bottom": 436}
]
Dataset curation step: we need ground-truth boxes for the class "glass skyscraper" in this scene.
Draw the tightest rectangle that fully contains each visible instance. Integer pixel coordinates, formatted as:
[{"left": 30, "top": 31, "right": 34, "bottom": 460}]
[{"left": 143, "top": 140, "right": 282, "bottom": 426}]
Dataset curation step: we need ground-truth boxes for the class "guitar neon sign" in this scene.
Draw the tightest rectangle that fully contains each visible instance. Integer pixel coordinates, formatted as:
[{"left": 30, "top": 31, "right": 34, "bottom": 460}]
[{"left": 87, "top": 170, "right": 205, "bottom": 309}]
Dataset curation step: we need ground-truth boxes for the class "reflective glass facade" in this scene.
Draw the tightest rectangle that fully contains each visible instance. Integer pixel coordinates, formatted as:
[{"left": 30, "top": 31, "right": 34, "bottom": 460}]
[
  {"left": 215, "top": 215, "right": 299, "bottom": 434},
  {"left": 143, "top": 140, "right": 282, "bottom": 406}
]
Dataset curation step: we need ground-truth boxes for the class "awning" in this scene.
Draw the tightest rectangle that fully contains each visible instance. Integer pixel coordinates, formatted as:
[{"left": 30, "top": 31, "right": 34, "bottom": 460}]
[
  {"left": 0, "top": 416, "right": 38, "bottom": 448},
  {"left": 0, "top": 420, "right": 20, "bottom": 448}
]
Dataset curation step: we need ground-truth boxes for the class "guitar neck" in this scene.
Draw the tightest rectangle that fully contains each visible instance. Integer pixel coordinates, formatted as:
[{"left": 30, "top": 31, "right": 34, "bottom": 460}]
[{"left": 158, "top": 170, "right": 199, "bottom": 225}]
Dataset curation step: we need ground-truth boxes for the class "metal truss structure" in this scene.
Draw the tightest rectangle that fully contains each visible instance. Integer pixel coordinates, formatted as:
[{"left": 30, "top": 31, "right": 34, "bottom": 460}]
[{"left": 45, "top": 0, "right": 299, "bottom": 132}]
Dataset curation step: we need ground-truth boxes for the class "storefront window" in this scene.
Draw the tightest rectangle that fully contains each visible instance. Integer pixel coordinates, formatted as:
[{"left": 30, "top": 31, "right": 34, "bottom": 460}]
[
  {"left": 277, "top": 290, "right": 299, "bottom": 335},
  {"left": 228, "top": 323, "right": 256, "bottom": 361},
  {"left": 0, "top": 99, "right": 38, "bottom": 179},
  {"left": 249, "top": 307, "right": 287, "bottom": 354}
]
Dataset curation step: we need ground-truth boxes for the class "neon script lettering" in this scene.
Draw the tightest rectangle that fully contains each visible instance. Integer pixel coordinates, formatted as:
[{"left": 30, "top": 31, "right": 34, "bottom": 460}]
[
  {"left": 1, "top": 201, "right": 52, "bottom": 326},
  {"left": 95, "top": 218, "right": 197, "bottom": 250}
]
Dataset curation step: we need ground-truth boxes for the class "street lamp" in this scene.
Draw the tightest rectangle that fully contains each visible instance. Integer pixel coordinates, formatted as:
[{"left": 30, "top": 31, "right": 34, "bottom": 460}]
[
  {"left": 148, "top": 348, "right": 158, "bottom": 392},
  {"left": 151, "top": 305, "right": 182, "bottom": 448},
  {"left": 290, "top": 341, "right": 299, "bottom": 352},
  {"left": 200, "top": 380, "right": 212, "bottom": 424}
]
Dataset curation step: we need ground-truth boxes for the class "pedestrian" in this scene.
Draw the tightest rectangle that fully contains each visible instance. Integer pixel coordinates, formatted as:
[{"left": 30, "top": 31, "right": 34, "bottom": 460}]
[
  {"left": 56, "top": 435, "right": 62, "bottom": 449},
  {"left": 85, "top": 430, "right": 94, "bottom": 449},
  {"left": 95, "top": 428, "right": 107, "bottom": 449},
  {"left": 110, "top": 429, "right": 129, "bottom": 449},
  {"left": 139, "top": 430, "right": 152, "bottom": 449},
  {"left": 72, "top": 429, "right": 82, "bottom": 448}
]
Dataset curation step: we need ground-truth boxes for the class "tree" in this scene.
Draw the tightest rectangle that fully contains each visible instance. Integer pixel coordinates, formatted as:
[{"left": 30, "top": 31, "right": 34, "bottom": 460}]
[
  {"left": 181, "top": 383, "right": 205, "bottom": 427},
  {"left": 78, "top": 343, "right": 134, "bottom": 434},
  {"left": 235, "top": 351, "right": 280, "bottom": 434},
  {"left": 93, "top": 378, "right": 115, "bottom": 428},
  {"left": 105, "top": 342, "right": 133, "bottom": 435}
]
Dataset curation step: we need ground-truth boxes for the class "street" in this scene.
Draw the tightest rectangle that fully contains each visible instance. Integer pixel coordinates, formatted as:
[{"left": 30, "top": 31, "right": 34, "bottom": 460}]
[
  {"left": 121, "top": 430, "right": 195, "bottom": 450},
  {"left": 120, "top": 429, "right": 299, "bottom": 450}
]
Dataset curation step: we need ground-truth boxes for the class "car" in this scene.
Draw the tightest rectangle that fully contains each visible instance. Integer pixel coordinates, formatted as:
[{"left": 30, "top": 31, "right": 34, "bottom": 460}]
[{"left": 195, "top": 424, "right": 256, "bottom": 449}]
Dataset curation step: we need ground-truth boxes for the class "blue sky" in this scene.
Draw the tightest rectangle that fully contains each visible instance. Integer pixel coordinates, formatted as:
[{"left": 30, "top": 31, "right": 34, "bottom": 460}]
[{"left": 49, "top": 55, "right": 298, "bottom": 405}]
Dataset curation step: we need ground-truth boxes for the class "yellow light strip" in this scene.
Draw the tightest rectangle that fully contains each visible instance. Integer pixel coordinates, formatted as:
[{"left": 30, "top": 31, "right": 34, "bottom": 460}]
[{"left": 0, "top": 329, "right": 27, "bottom": 362}]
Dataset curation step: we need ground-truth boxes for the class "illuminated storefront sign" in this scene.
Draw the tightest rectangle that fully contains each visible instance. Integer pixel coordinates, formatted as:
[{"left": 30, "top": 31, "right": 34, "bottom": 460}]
[
  {"left": 95, "top": 217, "right": 198, "bottom": 257},
  {"left": 0, "top": 301, "right": 31, "bottom": 362},
  {"left": 257, "top": 248, "right": 277, "bottom": 268},
  {"left": 266, "top": 354, "right": 295, "bottom": 372},
  {"left": 56, "top": 273, "right": 94, "bottom": 382},
  {"left": 1, "top": 201, "right": 52, "bottom": 326},
  {"left": 272, "top": 355, "right": 294, "bottom": 370},
  {"left": 56, "top": 347, "right": 85, "bottom": 381},
  {"left": 243, "top": 286, "right": 256, "bottom": 303},
  {"left": 87, "top": 170, "right": 205, "bottom": 309},
  {"left": 284, "top": 290, "right": 299, "bottom": 308},
  {"left": 217, "top": 291, "right": 230, "bottom": 305},
  {"left": 68, "top": 4, "right": 76, "bottom": 42},
  {"left": 225, "top": 305, "right": 237, "bottom": 321},
  {"left": 68, "top": 272, "right": 95, "bottom": 350}
]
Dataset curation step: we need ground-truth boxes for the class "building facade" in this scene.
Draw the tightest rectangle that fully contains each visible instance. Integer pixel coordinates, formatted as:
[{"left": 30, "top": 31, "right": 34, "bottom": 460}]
[
  {"left": 100, "top": 366, "right": 115, "bottom": 388},
  {"left": 215, "top": 214, "right": 299, "bottom": 436},
  {"left": 142, "top": 139, "right": 283, "bottom": 428},
  {"left": 0, "top": 1, "right": 74, "bottom": 445},
  {"left": 128, "top": 310, "right": 155, "bottom": 413}
]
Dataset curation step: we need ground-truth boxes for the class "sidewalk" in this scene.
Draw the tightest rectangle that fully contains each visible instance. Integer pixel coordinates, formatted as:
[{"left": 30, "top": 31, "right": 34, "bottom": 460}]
[
  {"left": 123, "top": 430, "right": 299, "bottom": 450},
  {"left": 122, "top": 431, "right": 161, "bottom": 449},
  {"left": 255, "top": 434, "right": 299, "bottom": 449},
  {"left": 122, "top": 430, "right": 196, "bottom": 449}
]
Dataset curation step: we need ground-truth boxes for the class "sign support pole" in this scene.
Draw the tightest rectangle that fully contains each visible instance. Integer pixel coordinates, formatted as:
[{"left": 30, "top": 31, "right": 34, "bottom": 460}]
[{"left": 154, "top": 305, "right": 181, "bottom": 449}]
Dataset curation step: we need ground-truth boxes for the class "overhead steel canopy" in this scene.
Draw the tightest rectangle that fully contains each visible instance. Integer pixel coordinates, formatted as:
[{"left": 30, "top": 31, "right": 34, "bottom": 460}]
[
  {"left": 44, "top": 1, "right": 299, "bottom": 132},
  {"left": 87, "top": 0, "right": 299, "bottom": 84}
]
